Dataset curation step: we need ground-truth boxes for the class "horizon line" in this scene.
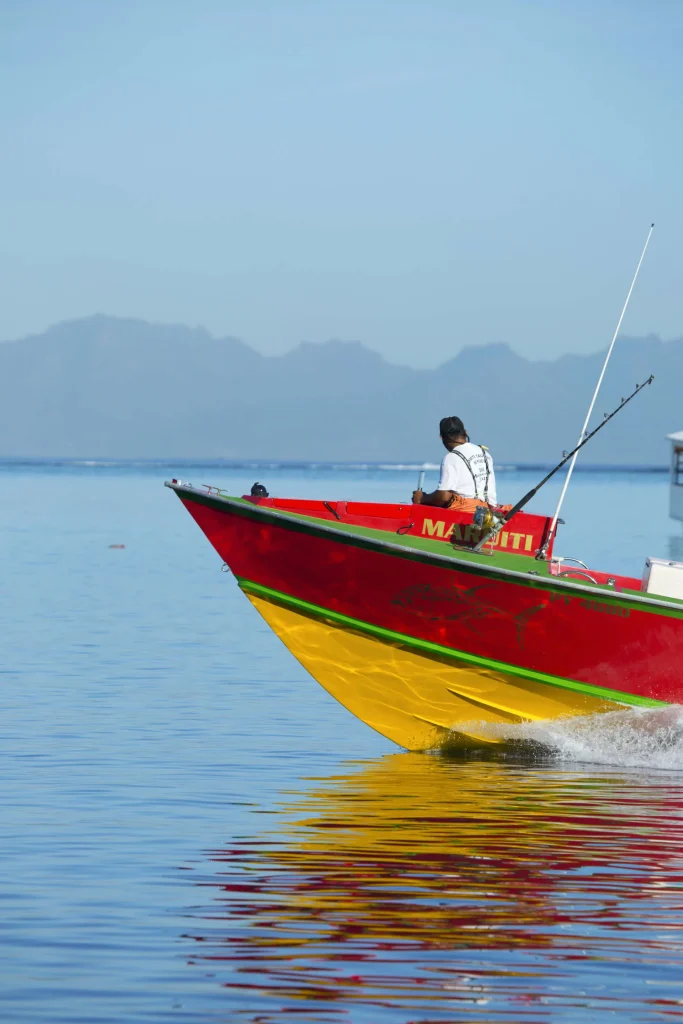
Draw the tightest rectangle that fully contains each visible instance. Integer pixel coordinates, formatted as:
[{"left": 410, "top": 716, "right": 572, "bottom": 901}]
[{"left": 0, "top": 457, "right": 669, "bottom": 474}]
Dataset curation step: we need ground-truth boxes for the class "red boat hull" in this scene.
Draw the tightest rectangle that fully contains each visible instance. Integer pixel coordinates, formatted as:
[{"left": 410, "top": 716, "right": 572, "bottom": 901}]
[
  {"left": 178, "top": 490, "right": 682, "bottom": 705},
  {"left": 167, "top": 482, "right": 683, "bottom": 748}
]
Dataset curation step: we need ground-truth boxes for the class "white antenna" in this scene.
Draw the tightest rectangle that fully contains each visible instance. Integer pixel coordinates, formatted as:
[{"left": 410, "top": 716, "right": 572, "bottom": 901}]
[{"left": 542, "top": 223, "right": 655, "bottom": 556}]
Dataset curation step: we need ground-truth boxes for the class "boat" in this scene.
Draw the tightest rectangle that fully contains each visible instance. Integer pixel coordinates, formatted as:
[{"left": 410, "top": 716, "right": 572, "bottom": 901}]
[{"left": 165, "top": 475, "right": 682, "bottom": 751}]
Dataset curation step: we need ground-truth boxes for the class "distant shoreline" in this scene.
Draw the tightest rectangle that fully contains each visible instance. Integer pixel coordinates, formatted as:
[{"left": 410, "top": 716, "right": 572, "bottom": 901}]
[{"left": 0, "top": 457, "right": 669, "bottom": 474}]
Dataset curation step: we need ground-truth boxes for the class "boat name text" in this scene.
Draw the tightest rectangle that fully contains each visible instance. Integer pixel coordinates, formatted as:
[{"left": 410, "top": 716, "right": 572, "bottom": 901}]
[{"left": 421, "top": 518, "right": 534, "bottom": 551}]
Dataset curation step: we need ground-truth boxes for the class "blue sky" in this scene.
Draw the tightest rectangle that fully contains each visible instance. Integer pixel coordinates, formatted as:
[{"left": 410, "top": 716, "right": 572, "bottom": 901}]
[{"left": 1, "top": 0, "right": 680, "bottom": 366}]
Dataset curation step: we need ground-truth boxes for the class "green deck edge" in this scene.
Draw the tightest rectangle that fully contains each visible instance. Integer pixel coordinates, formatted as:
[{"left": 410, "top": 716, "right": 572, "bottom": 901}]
[
  {"left": 173, "top": 485, "right": 683, "bottom": 617},
  {"left": 196, "top": 491, "right": 683, "bottom": 614},
  {"left": 231, "top": 495, "right": 552, "bottom": 574},
  {"left": 239, "top": 577, "right": 666, "bottom": 710}
]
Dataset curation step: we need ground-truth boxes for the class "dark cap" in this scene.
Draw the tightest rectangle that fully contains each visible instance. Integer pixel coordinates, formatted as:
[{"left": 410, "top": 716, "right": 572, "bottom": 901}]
[{"left": 439, "top": 416, "right": 466, "bottom": 441}]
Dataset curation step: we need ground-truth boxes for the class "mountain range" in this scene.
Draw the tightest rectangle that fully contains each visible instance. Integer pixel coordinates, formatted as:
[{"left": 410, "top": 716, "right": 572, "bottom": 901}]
[{"left": 1, "top": 315, "right": 679, "bottom": 464}]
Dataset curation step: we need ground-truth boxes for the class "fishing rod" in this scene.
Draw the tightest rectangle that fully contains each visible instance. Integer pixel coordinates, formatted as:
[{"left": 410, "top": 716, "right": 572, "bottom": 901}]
[
  {"left": 541, "top": 223, "right": 655, "bottom": 558},
  {"left": 473, "top": 375, "right": 654, "bottom": 552}
]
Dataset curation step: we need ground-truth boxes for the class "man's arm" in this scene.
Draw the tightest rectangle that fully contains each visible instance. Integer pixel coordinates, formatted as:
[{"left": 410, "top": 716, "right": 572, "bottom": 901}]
[
  {"left": 413, "top": 452, "right": 459, "bottom": 506},
  {"left": 412, "top": 489, "right": 453, "bottom": 507}
]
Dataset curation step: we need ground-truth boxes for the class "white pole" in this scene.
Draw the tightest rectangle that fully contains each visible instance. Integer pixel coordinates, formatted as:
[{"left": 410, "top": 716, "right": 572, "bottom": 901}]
[{"left": 544, "top": 223, "right": 654, "bottom": 554}]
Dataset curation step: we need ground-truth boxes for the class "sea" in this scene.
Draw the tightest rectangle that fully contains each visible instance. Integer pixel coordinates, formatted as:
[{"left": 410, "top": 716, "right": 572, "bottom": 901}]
[{"left": 3, "top": 458, "right": 683, "bottom": 1024}]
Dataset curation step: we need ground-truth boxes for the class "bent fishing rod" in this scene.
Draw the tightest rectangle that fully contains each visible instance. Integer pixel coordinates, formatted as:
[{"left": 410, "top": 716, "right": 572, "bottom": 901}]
[{"left": 473, "top": 374, "right": 654, "bottom": 553}]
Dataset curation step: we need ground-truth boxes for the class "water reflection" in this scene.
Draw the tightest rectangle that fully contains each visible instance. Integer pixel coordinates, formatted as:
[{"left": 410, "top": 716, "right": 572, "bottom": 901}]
[{"left": 183, "top": 753, "right": 683, "bottom": 1022}]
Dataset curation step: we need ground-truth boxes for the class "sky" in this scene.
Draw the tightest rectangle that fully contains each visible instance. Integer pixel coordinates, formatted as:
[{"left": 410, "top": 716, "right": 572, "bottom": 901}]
[{"left": 1, "top": 0, "right": 681, "bottom": 367}]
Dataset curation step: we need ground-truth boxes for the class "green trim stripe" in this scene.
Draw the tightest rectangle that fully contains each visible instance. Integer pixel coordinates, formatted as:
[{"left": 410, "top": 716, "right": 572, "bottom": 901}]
[
  {"left": 239, "top": 578, "right": 666, "bottom": 709},
  {"left": 173, "top": 484, "right": 683, "bottom": 618}
]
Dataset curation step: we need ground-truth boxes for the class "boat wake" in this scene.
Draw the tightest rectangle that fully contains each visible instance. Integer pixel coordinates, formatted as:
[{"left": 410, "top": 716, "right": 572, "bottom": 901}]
[{"left": 442, "top": 705, "right": 683, "bottom": 770}]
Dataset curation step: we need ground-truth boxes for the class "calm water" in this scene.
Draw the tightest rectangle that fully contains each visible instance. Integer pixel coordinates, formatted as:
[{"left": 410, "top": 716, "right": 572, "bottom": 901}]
[{"left": 3, "top": 461, "right": 683, "bottom": 1023}]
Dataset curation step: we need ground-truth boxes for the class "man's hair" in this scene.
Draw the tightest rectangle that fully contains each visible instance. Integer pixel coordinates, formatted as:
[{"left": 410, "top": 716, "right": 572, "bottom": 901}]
[{"left": 440, "top": 415, "right": 467, "bottom": 443}]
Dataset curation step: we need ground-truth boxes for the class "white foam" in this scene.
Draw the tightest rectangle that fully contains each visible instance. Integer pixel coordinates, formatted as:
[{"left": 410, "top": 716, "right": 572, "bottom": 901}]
[
  {"left": 376, "top": 463, "right": 440, "bottom": 471},
  {"left": 449, "top": 706, "right": 683, "bottom": 771}
]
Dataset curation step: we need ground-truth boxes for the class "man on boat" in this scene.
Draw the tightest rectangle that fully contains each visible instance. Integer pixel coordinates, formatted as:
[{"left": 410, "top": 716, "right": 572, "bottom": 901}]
[{"left": 412, "top": 416, "right": 496, "bottom": 512}]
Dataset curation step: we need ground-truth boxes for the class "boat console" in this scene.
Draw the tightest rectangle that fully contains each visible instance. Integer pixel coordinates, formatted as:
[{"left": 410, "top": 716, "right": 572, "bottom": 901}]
[{"left": 642, "top": 557, "right": 683, "bottom": 599}]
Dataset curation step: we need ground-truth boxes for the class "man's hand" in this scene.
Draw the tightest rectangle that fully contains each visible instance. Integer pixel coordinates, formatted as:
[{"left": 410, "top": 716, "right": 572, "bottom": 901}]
[{"left": 412, "top": 490, "right": 424, "bottom": 504}]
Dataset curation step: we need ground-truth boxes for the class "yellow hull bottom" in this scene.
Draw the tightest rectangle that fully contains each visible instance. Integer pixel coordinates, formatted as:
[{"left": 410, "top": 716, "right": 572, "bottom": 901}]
[{"left": 247, "top": 593, "right": 621, "bottom": 751}]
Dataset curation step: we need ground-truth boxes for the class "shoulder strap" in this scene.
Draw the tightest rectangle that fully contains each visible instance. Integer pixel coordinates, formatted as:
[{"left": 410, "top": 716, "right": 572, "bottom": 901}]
[
  {"left": 449, "top": 448, "right": 479, "bottom": 496},
  {"left": 450, "top": 445, "right": 490, "bottom": 502},
  {"left": 479, "top": 445, "right": 490, "bottom": 503}
]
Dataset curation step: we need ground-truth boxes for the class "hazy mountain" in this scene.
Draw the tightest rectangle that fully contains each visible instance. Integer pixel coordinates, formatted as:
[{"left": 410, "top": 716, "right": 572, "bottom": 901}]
[{"left": 0, "top": 315, "right": 679, "bottom": 464}]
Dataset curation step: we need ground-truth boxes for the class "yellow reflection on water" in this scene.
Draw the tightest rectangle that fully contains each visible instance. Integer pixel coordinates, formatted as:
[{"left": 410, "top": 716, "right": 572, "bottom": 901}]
[{"left": 185, "top": 752, "right": 683, "bottom": 1020}]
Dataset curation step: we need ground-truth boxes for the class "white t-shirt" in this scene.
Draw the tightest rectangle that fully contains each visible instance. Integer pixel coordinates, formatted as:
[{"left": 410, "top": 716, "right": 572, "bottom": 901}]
[{"left": 437, "top": 443, "right": 497, "bottom": 504}]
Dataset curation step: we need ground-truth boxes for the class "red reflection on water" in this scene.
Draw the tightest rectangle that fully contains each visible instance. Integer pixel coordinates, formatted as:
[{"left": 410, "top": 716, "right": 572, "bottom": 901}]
[{"left": 181, "top": 754, "right": 683, "bottom": 1021}]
